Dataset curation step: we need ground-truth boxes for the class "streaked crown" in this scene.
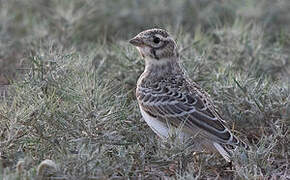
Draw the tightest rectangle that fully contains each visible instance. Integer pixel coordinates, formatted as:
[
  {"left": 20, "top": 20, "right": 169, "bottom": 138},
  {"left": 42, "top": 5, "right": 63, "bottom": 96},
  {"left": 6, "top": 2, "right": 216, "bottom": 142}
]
[{"left": 129, "top": 29, "right": 178, "bottom": 60}]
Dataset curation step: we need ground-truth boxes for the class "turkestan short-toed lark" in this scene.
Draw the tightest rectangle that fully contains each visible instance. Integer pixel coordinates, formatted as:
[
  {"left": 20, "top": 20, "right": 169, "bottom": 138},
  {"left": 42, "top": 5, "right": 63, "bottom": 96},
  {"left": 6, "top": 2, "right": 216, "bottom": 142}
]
[{"left": 129, "top": 28, "right": 246, "bottom": 162}]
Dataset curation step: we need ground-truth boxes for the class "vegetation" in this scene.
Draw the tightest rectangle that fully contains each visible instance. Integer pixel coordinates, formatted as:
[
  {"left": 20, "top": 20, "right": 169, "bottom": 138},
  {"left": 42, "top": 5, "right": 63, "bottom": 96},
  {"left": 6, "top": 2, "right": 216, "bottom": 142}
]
[{"left": 0, "top": 0, "right": 289, "bottom": 179}]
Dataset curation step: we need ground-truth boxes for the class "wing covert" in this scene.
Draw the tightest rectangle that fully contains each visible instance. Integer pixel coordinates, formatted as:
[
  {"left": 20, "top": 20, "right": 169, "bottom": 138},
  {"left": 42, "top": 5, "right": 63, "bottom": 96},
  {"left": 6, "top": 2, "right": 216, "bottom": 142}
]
[{"left": 137, "top": 84, "right": 238, "bottom": 145}]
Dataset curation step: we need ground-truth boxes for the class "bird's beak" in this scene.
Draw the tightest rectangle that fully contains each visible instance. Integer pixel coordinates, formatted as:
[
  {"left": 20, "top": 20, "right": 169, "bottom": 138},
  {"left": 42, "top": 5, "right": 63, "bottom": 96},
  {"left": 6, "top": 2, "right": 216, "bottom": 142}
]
[{"left": 129, "top": 36, "right": 144, "bottom": 47}]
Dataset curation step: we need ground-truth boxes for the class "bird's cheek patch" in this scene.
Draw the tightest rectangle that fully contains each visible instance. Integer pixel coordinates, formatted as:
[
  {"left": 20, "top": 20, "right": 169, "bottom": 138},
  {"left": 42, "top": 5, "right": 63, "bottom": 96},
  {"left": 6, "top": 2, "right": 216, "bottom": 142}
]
[{"left": 151, "top": 48, "right": 159, "bottom": 60}]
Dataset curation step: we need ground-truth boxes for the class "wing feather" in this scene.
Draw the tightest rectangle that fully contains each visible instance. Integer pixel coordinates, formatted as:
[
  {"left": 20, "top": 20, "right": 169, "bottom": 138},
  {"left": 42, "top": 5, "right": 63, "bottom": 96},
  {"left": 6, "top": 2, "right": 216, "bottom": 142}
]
[{"left": 137, "top": 83, "right": 240, "bottom": 145}]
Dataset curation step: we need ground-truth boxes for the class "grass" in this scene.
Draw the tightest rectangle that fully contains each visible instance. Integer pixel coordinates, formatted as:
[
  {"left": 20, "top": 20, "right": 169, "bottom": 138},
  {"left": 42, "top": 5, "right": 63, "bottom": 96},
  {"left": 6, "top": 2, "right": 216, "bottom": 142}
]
[{"left": 0, "top": 0, "right": 289, "bottom": 179}]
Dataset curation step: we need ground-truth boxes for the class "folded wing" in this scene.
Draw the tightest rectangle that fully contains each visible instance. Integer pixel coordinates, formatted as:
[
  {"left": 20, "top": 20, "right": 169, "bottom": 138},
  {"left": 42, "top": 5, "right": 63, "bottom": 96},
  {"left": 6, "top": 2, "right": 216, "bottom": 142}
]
[{"left": 137, "top": 82, "right": 241, "bottom": 146}]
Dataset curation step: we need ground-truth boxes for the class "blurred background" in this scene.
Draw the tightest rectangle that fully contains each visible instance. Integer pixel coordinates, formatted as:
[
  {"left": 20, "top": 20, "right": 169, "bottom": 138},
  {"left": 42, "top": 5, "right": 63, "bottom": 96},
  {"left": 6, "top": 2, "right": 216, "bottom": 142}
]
[{"left": 1, "top": 0, "right": 290, "bottom": 85}]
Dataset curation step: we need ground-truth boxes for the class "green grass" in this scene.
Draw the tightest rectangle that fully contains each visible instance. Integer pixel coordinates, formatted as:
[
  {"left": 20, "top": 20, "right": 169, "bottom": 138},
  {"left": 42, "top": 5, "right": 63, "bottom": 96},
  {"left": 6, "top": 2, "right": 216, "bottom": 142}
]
[{"left": 0, "top": 0, "right": 289, "bottom": 179}]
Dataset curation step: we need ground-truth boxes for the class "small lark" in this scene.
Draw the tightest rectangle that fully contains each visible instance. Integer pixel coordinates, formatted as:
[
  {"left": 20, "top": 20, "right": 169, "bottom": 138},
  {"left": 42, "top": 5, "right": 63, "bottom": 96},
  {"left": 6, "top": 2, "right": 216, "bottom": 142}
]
[{"left": 129, "top": 28, "right": 247, "bottom": 162}]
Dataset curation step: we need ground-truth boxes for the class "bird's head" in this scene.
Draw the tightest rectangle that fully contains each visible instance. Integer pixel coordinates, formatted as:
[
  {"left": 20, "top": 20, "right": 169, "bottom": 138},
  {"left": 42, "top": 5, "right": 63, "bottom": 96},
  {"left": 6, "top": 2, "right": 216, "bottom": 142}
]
[{"left": 129, "top": 29, "right": 178, "bottom": 62}]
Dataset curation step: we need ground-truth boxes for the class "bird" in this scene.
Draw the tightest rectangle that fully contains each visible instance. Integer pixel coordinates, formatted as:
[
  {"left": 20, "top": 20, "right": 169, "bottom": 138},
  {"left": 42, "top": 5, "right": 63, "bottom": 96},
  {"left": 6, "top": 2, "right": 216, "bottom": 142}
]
[{"left": 129, "top": 28, "right": 246, "bottom": 162}]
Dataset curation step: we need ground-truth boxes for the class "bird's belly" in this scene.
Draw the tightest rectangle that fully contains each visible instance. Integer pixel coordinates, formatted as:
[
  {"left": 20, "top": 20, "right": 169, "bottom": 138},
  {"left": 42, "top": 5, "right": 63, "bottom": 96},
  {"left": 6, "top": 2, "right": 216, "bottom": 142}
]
[{"left": 139, "top": 107, "right": 189, "bottom": 140}]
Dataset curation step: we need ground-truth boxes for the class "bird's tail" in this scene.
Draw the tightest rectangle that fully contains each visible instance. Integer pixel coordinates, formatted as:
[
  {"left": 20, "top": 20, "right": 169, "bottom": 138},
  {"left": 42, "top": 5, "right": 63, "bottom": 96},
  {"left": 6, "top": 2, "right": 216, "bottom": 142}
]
[
  {"left": 213, "top": 142, "right": 231, "bottom": 162},
  {"left": 213, "top": 138, "right": 248, "bottom": 162}
]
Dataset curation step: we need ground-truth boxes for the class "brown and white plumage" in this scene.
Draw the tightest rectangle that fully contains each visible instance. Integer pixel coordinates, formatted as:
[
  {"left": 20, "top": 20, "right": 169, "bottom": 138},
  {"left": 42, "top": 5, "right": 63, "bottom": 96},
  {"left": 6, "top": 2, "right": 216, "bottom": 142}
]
[{"left": 129, "top": 28, "right": 246, "bottom": 162}]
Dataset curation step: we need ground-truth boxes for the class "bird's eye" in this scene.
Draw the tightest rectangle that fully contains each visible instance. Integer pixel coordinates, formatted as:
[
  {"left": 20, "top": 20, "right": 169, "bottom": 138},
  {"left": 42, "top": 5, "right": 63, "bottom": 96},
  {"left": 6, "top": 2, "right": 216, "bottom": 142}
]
[{"left": 153, "top": 37, "right": 160, "bottom": 44}]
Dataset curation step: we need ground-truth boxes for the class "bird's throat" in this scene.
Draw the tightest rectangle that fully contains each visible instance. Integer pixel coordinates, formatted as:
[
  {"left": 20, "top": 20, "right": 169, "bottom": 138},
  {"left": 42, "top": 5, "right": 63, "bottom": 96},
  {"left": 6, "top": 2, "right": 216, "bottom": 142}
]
[{"left": 143, "top": 57, "right": 182, "bottom": 78}]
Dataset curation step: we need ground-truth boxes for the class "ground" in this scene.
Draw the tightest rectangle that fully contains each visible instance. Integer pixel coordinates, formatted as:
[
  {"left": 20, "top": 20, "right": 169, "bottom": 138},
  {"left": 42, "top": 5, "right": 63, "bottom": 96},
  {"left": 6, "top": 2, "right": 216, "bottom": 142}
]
[{"left": 0, "top": 0, "right": 289, "bottom": 179}]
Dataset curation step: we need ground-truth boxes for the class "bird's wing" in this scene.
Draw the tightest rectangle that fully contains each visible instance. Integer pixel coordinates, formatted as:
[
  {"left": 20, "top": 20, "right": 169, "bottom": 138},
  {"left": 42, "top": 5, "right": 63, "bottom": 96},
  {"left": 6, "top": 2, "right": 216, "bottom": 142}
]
[{"left": 137, "top": 82, "right": 240, "bottom": 145}]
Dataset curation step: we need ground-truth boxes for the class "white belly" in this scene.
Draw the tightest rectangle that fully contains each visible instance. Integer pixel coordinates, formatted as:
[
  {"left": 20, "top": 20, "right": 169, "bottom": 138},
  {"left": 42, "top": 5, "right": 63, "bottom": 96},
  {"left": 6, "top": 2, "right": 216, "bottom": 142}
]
[{"left": 139, "top": 107, "right": 189, "bottom": 140}]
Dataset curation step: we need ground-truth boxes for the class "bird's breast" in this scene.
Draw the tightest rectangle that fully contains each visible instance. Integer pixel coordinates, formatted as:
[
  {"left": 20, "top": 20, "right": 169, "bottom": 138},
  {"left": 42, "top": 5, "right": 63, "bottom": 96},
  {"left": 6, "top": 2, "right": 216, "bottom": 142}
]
[
  {"left": 139, "top": 106, "right": 189, "bottom": 140},
  {"left": 139, "top": 107, "right": 169, "bottom": 138}
]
